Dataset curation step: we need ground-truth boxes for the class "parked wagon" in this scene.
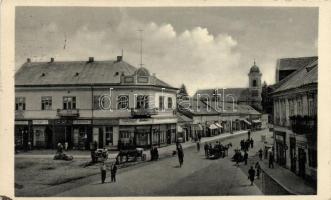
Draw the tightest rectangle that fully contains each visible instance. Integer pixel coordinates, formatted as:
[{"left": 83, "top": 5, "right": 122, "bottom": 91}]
[{"left": 115, "top": 147, "right": 146, "bottom": 164}]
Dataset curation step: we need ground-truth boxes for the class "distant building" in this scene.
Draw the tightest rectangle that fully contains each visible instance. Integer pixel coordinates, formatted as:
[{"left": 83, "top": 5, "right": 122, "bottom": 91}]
[
  {"left": 194, "top": 61, "right": 263, "bottom": 112},
  {"left": 178, "top": 97, "right": 261, "bottom": 140},
  {"left": 15, "top": 56, "right": 178, "bottom": 150},
  {"left": 271, "top": 57, "right": 317, "bottom": 183}
]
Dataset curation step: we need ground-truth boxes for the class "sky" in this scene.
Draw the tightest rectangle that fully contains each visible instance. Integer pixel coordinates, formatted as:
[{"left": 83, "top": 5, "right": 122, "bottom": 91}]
[{"left": 15, "top": 7, "right": 318, "bottom": 95}]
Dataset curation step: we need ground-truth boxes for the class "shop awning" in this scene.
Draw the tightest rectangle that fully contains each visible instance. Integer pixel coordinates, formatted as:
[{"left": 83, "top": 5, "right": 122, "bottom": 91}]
[
  {"left": 177, "top": 125, "right": 183, "bottom": 132},
  {"left": 215, "top": 123, "right": 223, "bottom": 128},
  {"left": 209, "top": 124, "right": 218, "bottom": 130},
  {"left": 241, "top": 119, "right": 252, "bottom": 125},
  {"left": 252, "top": 119, "right": 262, "bottom": 123}
]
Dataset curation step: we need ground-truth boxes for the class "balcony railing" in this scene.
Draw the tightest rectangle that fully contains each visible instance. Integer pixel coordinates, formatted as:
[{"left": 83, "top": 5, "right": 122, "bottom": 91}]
[
  {"left": 289, "top": 115, "right": 317, "bottom": 135},
  {"left": 131, "top": 108, "right": 158, "bottom": 118},
  {"left": 57, "top": 109, "right": 80, "bottom": 117}
]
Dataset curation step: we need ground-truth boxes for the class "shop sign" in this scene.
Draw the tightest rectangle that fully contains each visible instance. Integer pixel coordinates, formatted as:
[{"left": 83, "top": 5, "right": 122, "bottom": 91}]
[
  {"left": 55, "top": 119, "right": 72, "bottom": 125},
  {"left": 73, "top": 120, "right": 91, "bottom": 125},
  {"left": 15, "top": 121, "right": 29, "bottom": 125},
  {"left": 119, "top": 118, "right": 177, "bottom": 125},
  {"left": 275, "top": 134, "right": 285, "bottom": 142},
  {"left": 93, "top": 119, "right": 119, "bottom": 125},
  {"left": 32, "top": 120, "right": 49, "bottom": 125}
]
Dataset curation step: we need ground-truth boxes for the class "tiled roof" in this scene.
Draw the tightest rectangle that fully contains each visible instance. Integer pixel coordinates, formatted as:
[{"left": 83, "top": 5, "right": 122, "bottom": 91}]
[
  {"left": 274, "top": 59, "right": 318, "bottom": 93},
  {"left": 15, "top": 59, "right": 174, "bottom": 89},
  {"left": 277, "top": 56, "right": 317, "bottom": 71},
  {"left": 176, "top": 112, "right": 193, "bottom": 123},
  {"left": 194, "top": 88, "right": 250, "bottom": 102}
]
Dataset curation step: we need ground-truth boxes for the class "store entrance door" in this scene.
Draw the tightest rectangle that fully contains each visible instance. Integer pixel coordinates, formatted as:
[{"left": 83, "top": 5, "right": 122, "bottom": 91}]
[
  {"left": 298, "top": 148, "right": 306, "bottom": 178},
  {"left": 290, "top": 137, "right": 296, "bottom": 173}
]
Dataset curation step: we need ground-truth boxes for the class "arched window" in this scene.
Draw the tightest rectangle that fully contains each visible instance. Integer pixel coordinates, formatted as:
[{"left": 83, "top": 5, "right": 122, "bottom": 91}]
[{"left": 252, "top": 80, "right": 257, "bottom": 87}]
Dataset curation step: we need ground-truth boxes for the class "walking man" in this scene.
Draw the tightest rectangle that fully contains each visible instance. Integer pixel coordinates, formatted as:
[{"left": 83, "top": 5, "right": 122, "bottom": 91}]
[
  {"left": 250, "top": 138, "right": 254, "bottom": 148},
  {"left": 244, "top": 151, "right": 248, "bottom": 165},
  {"left": 196, "top": 141, "right": 200, "bottom": 152},
  {"left": 100, "top": 162, "right": 107, "bottom": 184},
  {"left": 258, "top": 148, "right": 263, "bottom": 161},
  {"left": 110, "top": 163, "right": 117, "bottom": 182},
  {"left": 248, "top": 166, "right": 256, "bottom": 186},
  {"left": 204, "top": 143, "right": 209, "bottom": 157},
  {"left": 176, "top": 142, "right": 184, "bottom": 167}
]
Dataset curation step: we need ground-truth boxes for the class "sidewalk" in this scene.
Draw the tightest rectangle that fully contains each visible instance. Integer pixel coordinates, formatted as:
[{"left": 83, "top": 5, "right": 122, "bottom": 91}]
[
  {"left": 15, "top": 130, "right": 248, "bottom": 160},
  {"left": 240, "top": 130, "right": 316, "bottom": 195}
]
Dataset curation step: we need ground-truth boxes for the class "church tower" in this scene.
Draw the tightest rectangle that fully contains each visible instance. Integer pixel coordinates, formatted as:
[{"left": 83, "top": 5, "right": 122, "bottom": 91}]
[{"left": 248, "top": 60, "right": 262, "bottom": 111}]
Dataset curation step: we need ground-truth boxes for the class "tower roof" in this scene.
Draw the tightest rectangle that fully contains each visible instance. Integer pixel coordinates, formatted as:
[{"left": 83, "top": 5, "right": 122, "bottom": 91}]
[{"left": 249, "top": 60, "right": 260, "bottom": 73}]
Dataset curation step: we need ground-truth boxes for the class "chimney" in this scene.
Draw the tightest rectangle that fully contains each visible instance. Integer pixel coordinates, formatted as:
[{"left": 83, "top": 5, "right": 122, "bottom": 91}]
[
  {"left": 88, "top": 57, "right": 94, "bottom": 62},
  {"left": 50, "top": 57, "right": 54, "bottom": 63},
  {"left": 117, "top": 56, "right": 122, "bottom": 62},
  {"left": 27, "top": 58, "right": 31, "bottom": 63}
]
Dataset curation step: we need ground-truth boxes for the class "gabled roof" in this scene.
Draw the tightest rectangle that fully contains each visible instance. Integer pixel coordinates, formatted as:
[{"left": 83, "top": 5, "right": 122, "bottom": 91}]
[
  {"left": 194, "top": 88, "right": 250, "bottom": 102},
  {"left": 15, "top": 59, "right": 175, "bottom": 89},
  {"left": 273, "top": 59, "right": 318, "bottom": 93},
  {"left": 277, "top": 56, "right": 317, "bottom": 71}
]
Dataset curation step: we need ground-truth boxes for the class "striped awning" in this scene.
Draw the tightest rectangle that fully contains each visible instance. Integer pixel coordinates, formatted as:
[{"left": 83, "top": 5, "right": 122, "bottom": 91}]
[
  {"left": 215, "top": 123, "right": 223, "bottom": 128},
  {"left": 209, "top": 123, "right": 218, "bottom": 130},
  {"left": 252, "top": 119, "right": 262, "bottom": 123},
  {"left": 241, "top": 119, "right": 252, "bottom": 125}
]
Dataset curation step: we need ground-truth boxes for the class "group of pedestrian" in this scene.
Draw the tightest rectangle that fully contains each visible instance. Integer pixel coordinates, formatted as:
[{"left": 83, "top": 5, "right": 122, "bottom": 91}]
[
  {"left": 100, "top": 162, "right": 118, "bottom": 184},
  {"left": 247, "top": 162, "right": 262, "bottom": 186},
  {"left": 240, "top": 138, "right": 254, "bottom": 152}
]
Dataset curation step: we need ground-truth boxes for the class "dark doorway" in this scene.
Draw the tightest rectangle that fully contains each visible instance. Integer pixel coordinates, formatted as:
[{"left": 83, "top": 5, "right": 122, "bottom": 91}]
[
  {"left": 298, "top": 148, "right": 306, "bottom": 178},
  {"left": 45, "top": 126, "right": 53, "bottom": 149},
  {"left": 98, "top": 127, "right": 104, "bottom": 148},
  {"left": 290, "top": 137, "right": 296, "bottom": 173}
]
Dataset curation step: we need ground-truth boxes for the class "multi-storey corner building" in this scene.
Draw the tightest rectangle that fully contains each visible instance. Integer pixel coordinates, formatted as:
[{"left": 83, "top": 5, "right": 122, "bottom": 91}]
[
  {"left": 15, "top": 56, "right": 178, "bottom": 150},
  {"left": 271, "top": 57, "right": 317, "bottom": 182}
]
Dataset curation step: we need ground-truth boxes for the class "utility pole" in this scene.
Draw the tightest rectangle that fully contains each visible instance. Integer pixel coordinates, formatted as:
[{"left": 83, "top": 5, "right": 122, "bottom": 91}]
[{"left": 138, "top": 29, "right": 144, "bottom": 67}]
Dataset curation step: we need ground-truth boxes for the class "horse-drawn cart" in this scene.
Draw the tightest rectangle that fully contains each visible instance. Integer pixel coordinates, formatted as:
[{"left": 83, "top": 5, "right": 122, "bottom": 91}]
[{"left": 115, "top": 147, "right": 146, "bottom": 164}]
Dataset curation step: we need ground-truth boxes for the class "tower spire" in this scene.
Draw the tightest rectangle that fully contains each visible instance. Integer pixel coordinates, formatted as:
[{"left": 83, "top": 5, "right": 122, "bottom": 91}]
[{"left": 254, "top": 58, "right": 256, "bottom": 66}]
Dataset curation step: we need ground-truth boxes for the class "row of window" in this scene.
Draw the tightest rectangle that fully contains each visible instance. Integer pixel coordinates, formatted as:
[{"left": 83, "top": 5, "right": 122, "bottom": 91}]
[
  {"left": 274, "top": 94, "right": 317, "bottom": 124},
  {"left": 15, "top": 95, "right": 174, "bottom": 111}
]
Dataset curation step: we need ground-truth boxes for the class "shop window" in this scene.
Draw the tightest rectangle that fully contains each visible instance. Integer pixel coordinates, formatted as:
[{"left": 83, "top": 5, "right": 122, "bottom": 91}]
[
  {"left": 105, "top": 127, "right": 113, "bottom": 145},
  {"left": 117, "top": 95, "right": 129, "bottom": 110},
  {"left": 136, "top": 95, "right": 149, "bottom": 109},
  {"left": 41, "top": 96, "right": 52, "bottom": 110},
  {"left": 160, "top": 130, "right": 166, "bottom": 144},
  {"left": 15, "top": 97, "right": 26, "bottom": 111},
  {"left": 308, "top": 148, "right": 317, "bottom": 168},
  {"left": 63, "top": 96, "right": 76, "bottom": 110},
  {"left": 168, "top": 97, "right": 173, "bottom": 109},
  {"left": 159, "top": 96, "right": 165, "bottom": 110}
]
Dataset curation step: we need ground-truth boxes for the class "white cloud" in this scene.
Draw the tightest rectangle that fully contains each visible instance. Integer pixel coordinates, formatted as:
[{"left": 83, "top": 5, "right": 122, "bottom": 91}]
[{"left": 19, "top": 17, "right": 242, "bottom": 95}]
